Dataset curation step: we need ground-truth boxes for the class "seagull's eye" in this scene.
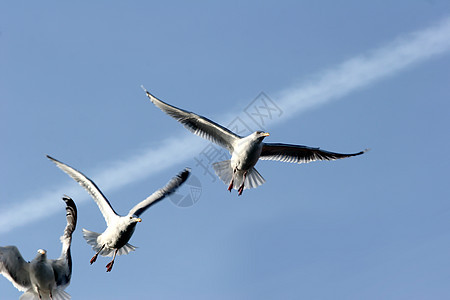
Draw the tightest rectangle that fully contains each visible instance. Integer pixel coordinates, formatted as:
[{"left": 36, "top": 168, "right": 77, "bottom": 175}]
[{"left": 129, "top": 216, "right": 132, "bottom": 219}]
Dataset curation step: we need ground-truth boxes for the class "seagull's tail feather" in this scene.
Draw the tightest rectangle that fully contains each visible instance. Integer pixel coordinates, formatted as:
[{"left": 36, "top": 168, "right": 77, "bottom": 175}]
[
  {"left": 116, "top": 243, "right": 137, "bottom": 256},
  {"left": 82, "top": 228, "right": 103, "bottom": 252},
  {"left": 83, "top": 229, "right": 136, "bottom": 257},
  {"left": 52, "top": 289, "right": 71, "bottom": 300},
  {"left": 212, "top": 161, "right": 266, "bottom": 190},
  {"left": 212, "top": 160, "right": 233, "bottom": 185},
  {"left": 244, "top": 167, "right": 266, "bottom": 190},
  {"left": 20, "top": 290, "right": 37, "bottom": 300},
  {"left": 97, "top": 242, "right": 136, "bottom": 257},
  {"left": 20, "top": 288, "right": 70, "bottom": 300},
  {"left": 232, "top": 167, "right": 265, "bottom": 190}
]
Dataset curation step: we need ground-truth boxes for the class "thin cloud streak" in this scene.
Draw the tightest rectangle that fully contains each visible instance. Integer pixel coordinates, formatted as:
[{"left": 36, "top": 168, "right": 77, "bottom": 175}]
[
  {"left": 1, "top": 17, "right": 450, "bottom": 234},
  {"left": 0, "top": 136, "right": 203, "bottom": 234},
  {"left": 275, "top": 17, "right": 450, "bottom": 121}
]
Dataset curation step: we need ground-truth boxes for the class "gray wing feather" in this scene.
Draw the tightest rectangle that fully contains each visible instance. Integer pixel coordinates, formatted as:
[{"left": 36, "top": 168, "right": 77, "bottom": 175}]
[
  {"left": 143, "top": 87, "right": 240, "bottom": 152},
  {"left": 0, "top": 246, "right": 31, "bottom": 292},
  {"left": 260, "top": 143, "right": 367, "bottom": 164},
  {"left": 51, "top": 196, "right": 77, "bottom": 288},
  {"left": 129, "top": 168, "right": 191, "bottom": 217},
  {"left": 47, "top": 155, "right": 119, "bottom": 225}
]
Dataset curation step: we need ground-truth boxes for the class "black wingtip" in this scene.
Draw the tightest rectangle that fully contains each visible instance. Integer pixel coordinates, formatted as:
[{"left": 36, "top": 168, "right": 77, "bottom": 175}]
[
  {"left": 180, "top": 168, "right": 191, "bottom": 181},
  {"left": 62, "top": 195, "right": 77, "bottom": 233},
  {"left": 141, "top": 85, "right": 152, "bottom": 97},
  {"left": 359, "top": 148, "right": 371, "bottom": 155},
  {"left": 62, "top": 195, "right": 77, "bottom": 211},
  {"left": 62, "top": 194, "right": 73, "bottom": 202},
  {"left": 141, "top": 85, "right": 160, "bottom": 102},
  {"left": 350, "top": 148, "right": 370, "bottom": 157},
  {"left": 46, "top": 154, "right": 59, "bottom": 163}
]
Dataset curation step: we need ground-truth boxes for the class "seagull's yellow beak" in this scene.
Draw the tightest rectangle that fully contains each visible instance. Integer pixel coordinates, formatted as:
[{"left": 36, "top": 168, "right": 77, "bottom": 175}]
[
  {"left": 262, "top": 132, "right": 270, "bottom": 137},
  {"left": 136, "top": 218, "right": 142, "bottom": 222}
]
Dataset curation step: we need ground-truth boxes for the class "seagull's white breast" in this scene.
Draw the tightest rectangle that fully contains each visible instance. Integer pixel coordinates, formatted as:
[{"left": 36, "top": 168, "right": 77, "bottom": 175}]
[
  {"left": 231, "top": 136, "right": 263, "bottom": 171},
  {"left": 100, "top": 217, "right": 137, "bottom": 249}
]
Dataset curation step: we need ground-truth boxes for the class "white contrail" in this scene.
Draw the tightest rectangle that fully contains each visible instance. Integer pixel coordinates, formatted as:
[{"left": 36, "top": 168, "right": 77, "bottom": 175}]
[
  {"left": 1, "top": 17, "right": 450, "bottom": 234},
  {"left": 275, "top": 16, "right": 450, "bottom": 122},
  {"left": 0, "top": 136, "right": 204, "bottom": 234}
]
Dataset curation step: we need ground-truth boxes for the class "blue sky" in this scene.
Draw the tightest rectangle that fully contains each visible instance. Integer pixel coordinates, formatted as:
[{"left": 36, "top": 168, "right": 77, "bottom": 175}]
[{"left": 2, "top": 1, "right": 450, "bottom": 299}]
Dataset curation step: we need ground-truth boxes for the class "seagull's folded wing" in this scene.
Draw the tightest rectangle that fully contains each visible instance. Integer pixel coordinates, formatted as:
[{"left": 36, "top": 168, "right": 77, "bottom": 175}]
[
  {"left": 260, "top": 143, "right": 367, "bottom": 164},
  {"left": 129, "top": 168, "right": 191, "bottom": 217},
  {"left": 47, "top": 155, "right": 119, "bottom": 225},
  {"left": 143, "top": 87, "right": 240, "bottom": 152},
  {"left": 0, "top": 246, "right": 31, "bottom": 292}
]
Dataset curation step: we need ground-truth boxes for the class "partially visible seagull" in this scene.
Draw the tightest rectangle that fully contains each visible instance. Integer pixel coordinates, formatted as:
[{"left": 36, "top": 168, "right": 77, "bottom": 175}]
[
  {"left": 47, "top": 155, "right": 190, "bottom": 272},
  {"left": 0, "top": 196, "right": 77, "bottom": 300},
  {"left": 142, "top": 86, "right": 367, "bottom": 195}
]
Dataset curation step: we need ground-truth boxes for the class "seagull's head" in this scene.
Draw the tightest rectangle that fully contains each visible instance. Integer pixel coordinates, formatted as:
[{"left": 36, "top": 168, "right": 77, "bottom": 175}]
[
  {"left": 35, "top": 249, "right": 47, "bottom": 260},
  {"left": 253, "top": 131, "right": 270, "bottom": 142},
  {"left": 118, "top": 215, "right": 142, "bottom": 232},
  {"left": 128, "top": 215, "right": 142, "bottom": 224}
]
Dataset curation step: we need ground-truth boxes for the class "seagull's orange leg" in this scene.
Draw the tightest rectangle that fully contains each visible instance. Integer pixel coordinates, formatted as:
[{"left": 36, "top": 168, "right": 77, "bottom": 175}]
[
  {"left": 106, "top": 249, "right": 118, "bottom": 272},
  {"left": 228, "top": 168, "right": 237, "bottom": 192},
  {"left": 238, "top": 171, "right": 247, "bottom": 196},
  {"left": 37, "top": 288, "right": 42, "bottom": 300},
  {"left": 228, "top": 180, "right": 234, "bottom": 192},
  {"left": 90, "top": 245, "right": 104, "bottom": 265}
]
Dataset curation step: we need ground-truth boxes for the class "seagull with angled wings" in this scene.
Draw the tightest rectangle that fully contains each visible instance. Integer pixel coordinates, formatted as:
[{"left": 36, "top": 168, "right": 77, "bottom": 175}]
[
  {"left": 142, "top": 87, "right": 367, "bottom": 196},
  {"left": 47, "top": 155, "right": 190, "bottom": 272}
]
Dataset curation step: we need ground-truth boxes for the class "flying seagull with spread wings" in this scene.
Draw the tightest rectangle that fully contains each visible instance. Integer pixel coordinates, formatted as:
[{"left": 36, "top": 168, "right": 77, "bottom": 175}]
[
  {"left": 142, "top": 86, "right": 367, "bottom": 195},
  {"left": 47, "top": 155, "right": 190, "bottom": 272},
  {"left": 0, "top": 196, "right": 77, "bottom": 300}
]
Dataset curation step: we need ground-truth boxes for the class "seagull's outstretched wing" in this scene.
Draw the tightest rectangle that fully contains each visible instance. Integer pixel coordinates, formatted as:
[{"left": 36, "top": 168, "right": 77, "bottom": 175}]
[
  {"left": 51, "top": 196, "right": 77, "bottom": 289},
  {"left": 129, "top": 168, "right": 191, "bottom": 217},
  {"left": 260, "top": 143, "right": 367, "bottom": 164},
  {"left": 0, "top": 246, "right": 31, "bottom": 292},
  {"left": 142, "top": 86, "right": 240, "bottom": 152},
  {"left": 47, "top": 155, "right": 119, "bottom": 225}
]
